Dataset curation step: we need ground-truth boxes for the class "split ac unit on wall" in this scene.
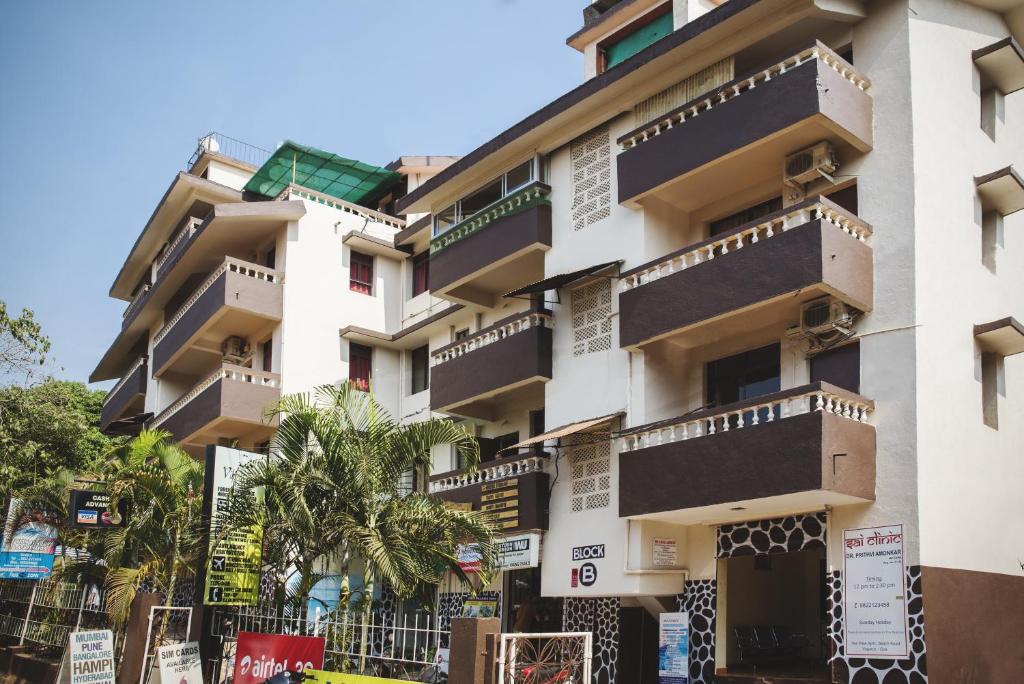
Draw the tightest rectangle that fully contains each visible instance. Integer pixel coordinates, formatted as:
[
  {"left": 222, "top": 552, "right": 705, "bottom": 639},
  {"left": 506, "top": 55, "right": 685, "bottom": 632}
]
[
  {"left": 221, "top": 336, "right": 251, "bottom": 365},
  {"left": 787, "top": 296, "right": 858, "bottom": 354},
  {"left": 784, "top": 142, "right": 838, "bottom": 201}
]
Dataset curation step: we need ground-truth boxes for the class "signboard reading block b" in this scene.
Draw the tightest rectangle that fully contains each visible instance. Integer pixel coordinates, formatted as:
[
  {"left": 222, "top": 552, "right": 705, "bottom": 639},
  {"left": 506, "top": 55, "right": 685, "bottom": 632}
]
[
  {"left": 203, "top": 446, "right": 265, "bottom": 606},
  {"left": 68, "top": 629, "right": 115, "bottom": 684}
]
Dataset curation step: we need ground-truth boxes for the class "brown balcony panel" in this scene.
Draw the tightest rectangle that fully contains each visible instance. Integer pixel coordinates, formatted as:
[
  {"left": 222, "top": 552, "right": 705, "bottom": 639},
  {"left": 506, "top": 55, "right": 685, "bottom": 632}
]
[
  {"left": 100, "top": 360, "right": 148, "bottom": 430},
  {"left": 619, "top": 396, "right": 875, "bottom": 520},
  {"left": 152, "top": 265, "right": 282, "bottom": 376},
  {"left": 430, "top": 324, "right": 552, "bottom": 417},
  {"left": 429, "top": 203, "right": 551, "bottom": 306},
  {"left": 429, "top": 468, "right": 550, "bottom": 533},
  {"left": 619, "top": 219, "right": 873, "bottom": 348},
  {"left": 617, "top": 53, "right": 873, "bottom": 204},
  {"left": 155, "top": 372, "right": 280, "bottom": 447}
]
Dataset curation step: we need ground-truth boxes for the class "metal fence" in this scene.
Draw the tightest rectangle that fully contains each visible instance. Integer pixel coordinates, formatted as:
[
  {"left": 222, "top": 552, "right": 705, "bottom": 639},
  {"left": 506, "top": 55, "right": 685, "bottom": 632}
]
[
  {"left": 0, "top": 577, "right": 109, "bottom": 653},
  {"left": 497, "top": 632, "right": 593, "bottom": 684},
  {"left": 186, "top": 132, "right": 272, "bottom": 171},
  {"left": 210, "top": 605, "right": 449, "bottom": 683}
]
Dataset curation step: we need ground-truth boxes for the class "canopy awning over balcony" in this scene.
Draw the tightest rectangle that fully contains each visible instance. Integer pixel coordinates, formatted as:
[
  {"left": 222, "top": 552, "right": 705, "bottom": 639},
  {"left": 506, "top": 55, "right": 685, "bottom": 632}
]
[
  {"left": 503, "top": 261, "right": 621, "bottom": 298},
  {"left": 244, "top": 141, "right": 402, "bottom": 206},
  {"left": 500, "top": 411, "right": 623, "bottom": 453}
]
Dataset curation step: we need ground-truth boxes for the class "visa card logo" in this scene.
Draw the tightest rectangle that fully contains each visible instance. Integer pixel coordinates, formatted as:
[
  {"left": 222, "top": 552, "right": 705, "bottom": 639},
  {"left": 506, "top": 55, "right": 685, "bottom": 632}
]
[{"left": 77, "top": 510, "right": 98, "bottom": 525}]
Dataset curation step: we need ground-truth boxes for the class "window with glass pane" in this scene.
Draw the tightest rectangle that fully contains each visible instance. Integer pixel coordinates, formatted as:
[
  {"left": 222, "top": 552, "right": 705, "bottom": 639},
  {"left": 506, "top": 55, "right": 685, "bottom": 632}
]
[
  {"left": 410, "top": 345, "right": 429, "bottom": 394},
  {"left": 460, "top": 178, "right": 503, "bottom": 218},
  {"left": 349, "top": 343, "right": 372, "bottom": 392},
  {"left": 350, "top": 251, "right": 373, "bottom": 295},
  {"left": 505, "top": 161, "right": 533, "bottom": 192},
  {"left": 434, "top": 204, "right": 458, "bottom": 236},
  {"left": 412, "top": 252, "right": 429, "bottom": 297},
  {"left": 706, "top": 343, "right": 780, "bottom": 427}
]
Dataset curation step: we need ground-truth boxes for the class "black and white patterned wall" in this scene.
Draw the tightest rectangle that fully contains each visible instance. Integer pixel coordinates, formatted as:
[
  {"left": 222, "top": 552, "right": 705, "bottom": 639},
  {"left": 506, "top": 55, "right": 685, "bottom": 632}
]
[
  {"left": 436, "top": 591, "right": 501, "bottom": 648},
  {"left": 717, "top": 511, "right": 827, "bottom": 557},
  {"left": 828, "top": 565, "right": 928, "bottom": 683},
  {"left": 675, "top": 579, "right": 716, "bottom": 684},
  {"left": 563, "top": 597, "right": 619, "bottom": 684}
]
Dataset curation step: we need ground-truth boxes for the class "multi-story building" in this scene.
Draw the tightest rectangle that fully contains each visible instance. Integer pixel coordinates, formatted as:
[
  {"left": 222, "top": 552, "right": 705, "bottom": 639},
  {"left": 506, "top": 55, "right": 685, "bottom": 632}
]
[{"left": 92, "top": 0, "right": 1024, "bottom": 681}]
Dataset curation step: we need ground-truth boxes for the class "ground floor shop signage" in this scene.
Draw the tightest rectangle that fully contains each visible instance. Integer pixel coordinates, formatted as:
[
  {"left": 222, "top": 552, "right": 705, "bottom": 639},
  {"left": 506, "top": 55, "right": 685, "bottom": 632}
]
[
  {"left": 658, "top": 612, "right": 689, "bottom": 684},
  {"left": 67, "top": 489, "right": 122, "bottom": 529},
  {"left": 497, "top": 532, "right": 541, "bottom": 569},
  {"left": 0, "top": 498, "right": 57, "bottom": 579},
  {"left": 462, "top": 598, "right": 498, "bottom": 617},
  {"left": 68, "top": 629, "right": 115, "bottom": 684},
  {"left": 203, "top": 446, "right": 264, "bottom": 606},
  {"left": 157, "top": 641, "right": 202, "bottom": 684},
  {"left": 233, "top": 632, "right": 325, "bottom": 684},
  {"left": 843, "top": 523, "right": 909, "bottom": 658},
  {"left": 480, "top": 478, "right": 521, "bottom": 530},
  {"left": 653, "top": 538, "right": 677, "bottom": 567}
]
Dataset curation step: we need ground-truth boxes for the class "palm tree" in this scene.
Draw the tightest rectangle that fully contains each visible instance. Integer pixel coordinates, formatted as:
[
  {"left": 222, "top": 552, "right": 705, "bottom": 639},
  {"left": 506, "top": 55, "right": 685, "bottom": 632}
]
[
  {"left": 102, "top": 430, "right": 205, "bottom": 629},
  {"left": 221, "top": 383, "right": 498, "bottom": 645}
]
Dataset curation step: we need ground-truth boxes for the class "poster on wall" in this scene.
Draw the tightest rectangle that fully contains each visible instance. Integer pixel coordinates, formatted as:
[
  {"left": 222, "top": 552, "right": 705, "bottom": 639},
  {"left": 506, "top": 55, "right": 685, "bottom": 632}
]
[
  {"left": 157, "top": 641, "right": 203, "bottom": 684},
  {"left": 67, "top": 629, "right": 116, "bottom": 684},
  {"left": 653, "top": 538, "right": 677, "bottom": 567},
  {"left": 843, "top": 523, "right": 909, "bottom": 658},
  {"left": 232, "top": 632, "right": 325, "bottom": 684},
  {"left": 66, "top": 489, "right": 123, "bottom": 529},
  {"left": 455, "top": 543, "right": 482, "bottom": 573},
  {"left": 203, "top": 446, "right": 265, "bottom": 606},
  {"left": 496, "top": 532, "right": 540, "bottom": 569},
  {"left": 0, "top": 498, "right": 58, "bottom": 579},
  {"left": 658, "top": 612, "right": 689, "bottom": 684}
]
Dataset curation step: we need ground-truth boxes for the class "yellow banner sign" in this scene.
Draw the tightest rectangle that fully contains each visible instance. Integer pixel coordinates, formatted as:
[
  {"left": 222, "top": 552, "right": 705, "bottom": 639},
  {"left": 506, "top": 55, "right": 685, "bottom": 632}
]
[
  {"left": 481, "top": 488, "right": 518, "bottom": 502},
  {"left": 302, "top": 671, "right": 410, "bottom": 684},
  {"left": 481, "top": 478, "right": 518, "bottom": 492}
]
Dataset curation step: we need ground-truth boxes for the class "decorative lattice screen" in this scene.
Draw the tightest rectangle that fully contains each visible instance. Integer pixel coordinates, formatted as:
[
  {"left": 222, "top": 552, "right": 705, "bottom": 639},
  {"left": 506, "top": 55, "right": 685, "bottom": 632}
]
[
  {"left": 634, "top": 56, "right": 735, "bottom": 127},
  {"left": 569, "top": 440, "right": 612, "bottom": 512},
  {"left": 571, "top": 280, "right": 612, "bottom": 357},
  {"left": 570, "top": 126, "right": 611, "bottom": 231}
]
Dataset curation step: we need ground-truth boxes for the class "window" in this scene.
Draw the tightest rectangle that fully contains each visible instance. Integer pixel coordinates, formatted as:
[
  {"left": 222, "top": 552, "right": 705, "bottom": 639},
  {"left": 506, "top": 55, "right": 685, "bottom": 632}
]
[
  {"left": 529, "top": 409, "right": 546, "bottom": 454},
  {"left": 349, "top": 343, "right": 372, "bottom": 391},
  {"left": 571, "top": 280, "right": 612, "bottom": 356},
  {"left": 601, "top": 6, "right": 673, "bottom": 71},
  {"left": 350, "top": 251, "right": 373, "bottom": 295},
  {"left": 261, "top": 339, "right": 273, "bottom": 373},
  {"left": 432, "top": 161, "right": 534, "bottom": 236},
  {"left": 709, "top": 197, "right": 783, "bottom": 236},
  {"left": 410, "top": 345, "right": 429, "bottom": 394},
  {"left": 569, "top": 440, "right": 611, "bottom": 512},
  {"left": 706, "top": 343, "right": 781, "bottom": 408},
  {"left": 411, "top": 252, "right": 429, "bottom": 297},
  {"left": 264, "top": 247, "right": 276, "bottom": 269},
  {"left": 810, "top": 341, "right": 860, "bottom": 394},
  {"left": 455, "top": 328, "right": 470, "bottom": 341},
  {"left": 494, "top": 432, "right": 520, "bottom": 454}
]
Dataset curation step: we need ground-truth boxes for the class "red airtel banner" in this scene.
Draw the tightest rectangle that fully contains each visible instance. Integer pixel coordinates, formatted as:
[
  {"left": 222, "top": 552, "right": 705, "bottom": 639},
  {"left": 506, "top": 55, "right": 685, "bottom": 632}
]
[{"left": 232, "top": 631, "right": 325, "bottom": 684}]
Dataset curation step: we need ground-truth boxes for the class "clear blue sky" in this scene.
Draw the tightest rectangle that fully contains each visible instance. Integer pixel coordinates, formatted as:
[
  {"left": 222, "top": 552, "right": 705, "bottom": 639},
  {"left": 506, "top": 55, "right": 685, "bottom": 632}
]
[{"left": 0, "top": 0, "right": 586, "bottom": 386}]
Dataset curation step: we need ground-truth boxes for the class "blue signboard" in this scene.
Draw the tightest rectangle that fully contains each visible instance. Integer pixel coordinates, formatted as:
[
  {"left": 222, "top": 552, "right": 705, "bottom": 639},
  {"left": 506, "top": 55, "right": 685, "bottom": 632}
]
[
  {"left": 0, "top": 551, "right": 55, "bottom": 580},
  {"left": 658, "top": 612, "right": 689, "bottom": 684},
  {"left": 0, "top": 499, "right": 57, "bottom": 580}
]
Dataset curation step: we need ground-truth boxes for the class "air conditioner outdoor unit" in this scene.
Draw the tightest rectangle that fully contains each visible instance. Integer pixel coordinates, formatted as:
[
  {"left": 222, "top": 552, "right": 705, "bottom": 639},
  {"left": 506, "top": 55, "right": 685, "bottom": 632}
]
[
  {"left": 784, "top": 142, "right": 838, "bottom": 186},
  {"left": 799, "top": 297, "right": 853, "bottom": 335},
  {"left": 221, "top": 336, "right": 251, "bottom": 364}
]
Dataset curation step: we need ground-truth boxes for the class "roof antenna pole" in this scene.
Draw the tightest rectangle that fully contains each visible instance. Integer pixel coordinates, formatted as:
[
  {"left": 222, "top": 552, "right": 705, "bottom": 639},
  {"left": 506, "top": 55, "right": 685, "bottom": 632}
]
[{"left": 292, "top": 151, "right": 297, "bottom": 185}]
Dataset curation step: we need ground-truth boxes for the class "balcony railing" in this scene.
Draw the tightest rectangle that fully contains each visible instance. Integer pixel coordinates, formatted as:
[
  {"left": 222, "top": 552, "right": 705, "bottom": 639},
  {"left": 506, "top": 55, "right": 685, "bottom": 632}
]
[
  {"left": 620, "top": 197, "right": 871, "bottom": 293},
  {"left": 428, "top": 455, "right": 547, "bottom": 494},
  {"left": 154, "top": 215, "right": 208, "bottom": 281},
  {"left": 283, "top": 185, "right": 405, "bottom": 229},
  {"left": 618, "top": 42, "right": 870, "bottom": 152},
  {"left": 103, "top": 356, "right": 146, "bottom": 407},
  {"left": 152, "top": 257, "right": 283, "bottom": 347},
  {"left": 186, "top": 132, "right": 272, "bottom": 171},
  {"left": 122, "top": 284, "right": 150, "bottom": 322},
  {"left": 432, "top": 311, "right": 553, "bottom": 367},
  {"left": 151, "top": 364, "right": 280, "bottom": 429},
  {"left": 620, "top": 383, "right": 871, "bottom": 454},
  {"left": 430, "top": 182, "right": 551, "bottom": 255}
]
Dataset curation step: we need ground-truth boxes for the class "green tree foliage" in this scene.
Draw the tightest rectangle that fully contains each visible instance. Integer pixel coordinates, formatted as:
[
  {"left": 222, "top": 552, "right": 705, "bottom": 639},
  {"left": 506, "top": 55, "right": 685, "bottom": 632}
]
[
  {"left": 221, "top": 384, "right": 497, "bottom": 627},
  {"left": 0, "top": 301, "right": 52, "bottom": 384},
  {"left": 0, "top": 380, "right": 117, "bottom": 505}
]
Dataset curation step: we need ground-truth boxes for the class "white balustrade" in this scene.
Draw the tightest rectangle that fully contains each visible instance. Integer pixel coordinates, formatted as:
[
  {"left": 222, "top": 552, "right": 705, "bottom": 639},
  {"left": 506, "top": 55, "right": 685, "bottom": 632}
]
[
  {"left": 151, "top": 364, "right": 280, "bottom": 428},
  {"left": 154, "top": 216, "right": 204, "bottom": 273},
  {"left": 428, "top": 455, "right": 547, "bottom": 494},
  {"left": 619, "top": 201, "right": 870, "bottom": 293},
  {"left": 122, "top": 284, "right": 150, "bottom": 321},
  {"left": 619, "top": 43, "right": 870, "bottom": 152},
  {"left": 288, "top": 186, "right": 405, "bottom": 229},
  {"left": 620, "top": 387, "right": 871, "bottom": 453},
  {"left": 153, "top": 258, "right": 283, "bottom": 346},
  {"left": 102, "top": 356, "right": 146, "bottom": 406},
  {"left": 431, "top": 312, "right": 553, "bottom": 367}
]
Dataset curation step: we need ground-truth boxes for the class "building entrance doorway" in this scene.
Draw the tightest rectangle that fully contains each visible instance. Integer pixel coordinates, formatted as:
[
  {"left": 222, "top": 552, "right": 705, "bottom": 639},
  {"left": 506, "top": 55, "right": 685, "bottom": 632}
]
[{"left": 721, "top": 547, "right": 829, "bottom": 681}]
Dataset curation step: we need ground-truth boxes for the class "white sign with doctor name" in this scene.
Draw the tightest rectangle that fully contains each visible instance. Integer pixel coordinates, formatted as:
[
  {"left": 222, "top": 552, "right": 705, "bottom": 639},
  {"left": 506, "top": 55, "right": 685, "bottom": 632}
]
[
  {"left": 157, "top": 640, "right": 203, "bottom": 684},
  {"left": 843, "top": 524, "right": 909, "bottom": 658}
]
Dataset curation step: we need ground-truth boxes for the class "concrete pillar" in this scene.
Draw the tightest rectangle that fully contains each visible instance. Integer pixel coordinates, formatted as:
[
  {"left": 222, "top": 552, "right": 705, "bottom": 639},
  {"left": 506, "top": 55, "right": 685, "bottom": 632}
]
[{"left": 448, "top": 617, "right": 500, "bottom": 684}]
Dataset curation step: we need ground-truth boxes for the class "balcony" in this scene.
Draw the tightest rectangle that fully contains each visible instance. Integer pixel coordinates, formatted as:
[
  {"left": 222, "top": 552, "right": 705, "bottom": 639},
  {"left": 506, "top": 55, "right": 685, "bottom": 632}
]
[
  {"left": 429, "top": 182, "right": 552, "bottom": 307},
  {"left": 100, "top": 357, "right": 147, "bottom": 431},
  {"left": 430, "top": 310, "right": 553, "bottom": 419},
  {"left": 618, "top": 382, "right": 875, "bottom": 523},
  {"left": 428, "top": 454, "right": 550, "bottom": 533},
  {"left": 151, "top": 258, "right": 283, "bottom": 377},
  {"left": 618, "top": 197, "right": 872, "bottom": 349},
  {"left": 616, "top": 43, "right": 872, "bottom": 206},
  {"left": 150, "top": 364, "right": 280, "bottom": 451}
]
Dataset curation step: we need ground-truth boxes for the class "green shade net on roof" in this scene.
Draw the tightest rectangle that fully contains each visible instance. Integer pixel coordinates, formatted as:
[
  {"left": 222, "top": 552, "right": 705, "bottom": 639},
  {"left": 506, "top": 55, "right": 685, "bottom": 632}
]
[{"left": 244, "top": 140, "right": 402, "bottom": 206}]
